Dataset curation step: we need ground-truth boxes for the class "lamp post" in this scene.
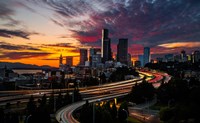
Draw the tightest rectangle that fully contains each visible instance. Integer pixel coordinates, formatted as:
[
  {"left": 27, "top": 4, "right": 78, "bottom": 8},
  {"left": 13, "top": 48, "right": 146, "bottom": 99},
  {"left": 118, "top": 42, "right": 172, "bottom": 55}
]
[
  {"left": 60, "top": 113, "right": 62, "bottom": 123},
  {"left": 93, "top": 102, "right": 95, "bottom": 123},
  {"left": 122, "top": 109, "right": 128, "bottom": 123}
]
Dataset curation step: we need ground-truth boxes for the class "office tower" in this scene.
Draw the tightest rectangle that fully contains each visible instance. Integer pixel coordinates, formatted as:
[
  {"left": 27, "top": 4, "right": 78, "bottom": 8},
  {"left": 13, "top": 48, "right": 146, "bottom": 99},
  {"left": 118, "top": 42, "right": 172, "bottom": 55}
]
[
  {"left": 174, "top": 54, "right": 181, "bottom": 62},
  {"left": 80, "top": 49, "right": 88, "bottom": 66},
  {"left": 144, "top": 47, "right": 150, "bottom": 66},
  {"left": 101, "top": 29, "right": 112, "bottom": 62},
  {"left": 66, "top": 56, "right": 73, "bottom": 66},
  {"left": 187, "top": 55, "right": 192, "bottom": 62},
  {"left": 117, "top": 39, "right": 128, "bottom": 65},
  {"left": 89, "top": 48, "right": 101, "bottom": 67},
  {"left": 89, "top": 48, "right": 101, "bottom": 62},
  {"left": 91, "top": 52, "right": 102, "bottom": 68},
  {"left": 139, "top": 55, "right": 144, "bottom": 67},
  {"left": 127, "top": 53, "right": 133, "bottom": 67},
  {"left": 181, "top": 50, "right": 187, "bottom": 62},
  {"left": 192, "top": 50, "right": 200, "bottom": 63}
]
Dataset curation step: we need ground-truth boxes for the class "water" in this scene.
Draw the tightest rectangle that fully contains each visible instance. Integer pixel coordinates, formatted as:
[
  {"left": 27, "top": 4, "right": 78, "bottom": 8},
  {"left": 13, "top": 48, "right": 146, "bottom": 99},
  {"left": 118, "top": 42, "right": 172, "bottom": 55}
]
[{"left": 13, "top": 69, "right": 42, "bottom": 74}]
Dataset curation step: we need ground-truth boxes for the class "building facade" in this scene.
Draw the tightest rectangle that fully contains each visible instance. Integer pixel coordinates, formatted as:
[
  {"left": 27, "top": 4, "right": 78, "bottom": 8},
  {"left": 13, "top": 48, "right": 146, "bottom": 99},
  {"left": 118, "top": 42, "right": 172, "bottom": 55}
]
[
  {"left": 139, "top": 55, "right": 144, "bottom": 67},
  {"left": 192, "top": 50, "right": 200, "bottom": 63},
  {"left": 66, "top": 56, "right": 73, "bottom": 66},
  {"left": 80, "top": 49, "right": 88, "bottom": 66},
  {"left": 143, "top": 47, "right": 150, "bottom": 66},
  {"left": 117, "top": 38, "right": 128, "bottom": 65},
  {"left": 101, "top": 29, "right": 112, "bottom": 62}
]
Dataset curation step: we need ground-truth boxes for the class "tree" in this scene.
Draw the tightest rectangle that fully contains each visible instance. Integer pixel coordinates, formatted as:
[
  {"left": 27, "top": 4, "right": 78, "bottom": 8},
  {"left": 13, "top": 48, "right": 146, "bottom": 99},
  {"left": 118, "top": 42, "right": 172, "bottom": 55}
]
[
  {"left": 63, "top": 90, "right": 71, "bottom": 105},
  {"left": 80, "top": 101, "right": 93, "bottom": 123},
  {"left": 39, "top": 94, "right": 47, "bottom": 107},
  {"left": 56, "top": 92, "right": 63, "bottom": 109},
  {"left": 111, "top": 103, "right": 117, "bottom": 119},
  {"left": 100, "top": 72, "right": 106, "bottom": 84},
  {"left": 160, "top": 107, "right": 175, "bottom": 122},
  {"left": 27, "top": 95, "right": 36, "bottom": 114},
  {"left": 118, "top": 101, "right": 129, "bottom": 122},
  {"left": 48, "top": 94, "right": 54, "bottom": 113},
  {"left": 130, "top": 80, "right": 155, "bottom": 104},
  {"left": 0, "top": 108, "right": 4, "bottom": 123}
]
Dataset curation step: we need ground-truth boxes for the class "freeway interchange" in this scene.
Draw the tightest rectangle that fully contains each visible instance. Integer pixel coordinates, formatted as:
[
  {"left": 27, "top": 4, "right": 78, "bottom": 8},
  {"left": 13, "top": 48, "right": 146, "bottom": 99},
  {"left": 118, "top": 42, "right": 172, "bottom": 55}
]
[
  {"left": 55, "top": 71, "right": 171, "bottom": 123},
  {"left": 0, "top": 70, "right": 171, "bottom": 123}
]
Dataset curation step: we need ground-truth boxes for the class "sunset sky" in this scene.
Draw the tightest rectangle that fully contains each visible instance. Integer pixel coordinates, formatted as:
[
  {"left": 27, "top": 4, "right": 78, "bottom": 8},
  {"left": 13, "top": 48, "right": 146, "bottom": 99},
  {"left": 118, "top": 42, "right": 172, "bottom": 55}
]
[{"left": 0, "top": 0, "right": 200, "bottom": 67}]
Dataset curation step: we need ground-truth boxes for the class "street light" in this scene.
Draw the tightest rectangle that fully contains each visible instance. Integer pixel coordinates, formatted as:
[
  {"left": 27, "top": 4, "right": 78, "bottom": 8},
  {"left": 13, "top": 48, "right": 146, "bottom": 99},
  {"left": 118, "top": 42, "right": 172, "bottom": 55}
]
[
  {"left": 122, "top": 109, "right": 128, "bottom": 123},
  {"left": 60, "top": 113, "right": 62, "bottom": 123}
]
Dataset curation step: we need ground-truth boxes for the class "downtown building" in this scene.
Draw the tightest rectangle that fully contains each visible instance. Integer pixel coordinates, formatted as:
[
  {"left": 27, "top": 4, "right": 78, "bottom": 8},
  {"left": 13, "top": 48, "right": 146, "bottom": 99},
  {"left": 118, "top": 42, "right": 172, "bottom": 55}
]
[
  {"left": 101, "top": 29, "right": 112, "bottom": 63},
  {"left": 138, "top": 55, "right": 144, "bottom": 67},
  {"left": 89, "top": 48, "right": 102, "bottom": 68},
  {"left": 180, "top": 50, "right": 187, "bottom": 62},
  {"left": 117, "top": 38, "right": 128, "bottom": 65},
  {"left": 192, "top": 50, "right": 200, "bottom": 63},
  {"left": 66, "top": 56, "right": 73, "bottom": 67},
  {"left": 143, "top": 47, "right": 151, "bottom": 66},
  {"left": 79, "top": 49, "right": 88, "bottom": 66}
]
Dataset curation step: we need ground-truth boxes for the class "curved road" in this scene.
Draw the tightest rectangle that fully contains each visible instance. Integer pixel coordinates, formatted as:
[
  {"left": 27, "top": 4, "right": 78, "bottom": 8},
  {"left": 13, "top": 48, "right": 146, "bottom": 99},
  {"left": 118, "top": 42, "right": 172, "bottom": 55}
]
[{"left": 56, "top": 71, "right": 171, "bottom": 123}]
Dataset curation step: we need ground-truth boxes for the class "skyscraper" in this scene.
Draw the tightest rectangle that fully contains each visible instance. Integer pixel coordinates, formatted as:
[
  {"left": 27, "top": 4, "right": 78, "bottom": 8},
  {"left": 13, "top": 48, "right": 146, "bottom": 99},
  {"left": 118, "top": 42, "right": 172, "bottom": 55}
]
[
  {"left": 59, "top": 54, "right": 63, "bottom": 67},
  {"left": 101, "top": 29, "right": 112, "bottom": 62},
  {"left": 181, "top": 50, "right": 187, "bottom": 62},
  {"left": 143, "top": 47, "right": 150, "bottom": 66},
  {"left": 89, "top": 48, "right": 101, "bottom": 67},
  {"left": 128, "top": 53, "right": 133, "bottom": 67},
  {"left": 192, "top": 50, "right": 200, "bottom": 63},
  {"left": 139, "top": 55, "right": 144, "bottom": 67},
  {"left": 117, "top": 38, "right": 128, "bottom": 65},
  {"left": 66, "top": 56, "right": 73, "bottom": 66},
  {"left": 80, "top": 49, "right": 88, "bottom": 66}
]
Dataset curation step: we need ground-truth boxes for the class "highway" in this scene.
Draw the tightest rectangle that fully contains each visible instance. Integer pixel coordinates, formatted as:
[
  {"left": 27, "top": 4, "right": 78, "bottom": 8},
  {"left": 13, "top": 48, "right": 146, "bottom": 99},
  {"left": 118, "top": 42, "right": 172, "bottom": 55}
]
[
  {"left": 0, "top": 74, "right": 145, "bottom": 106},
  {"left": 0, "top": 70, "right": 171, "bottom": 123},
  {"left": 55, "top": 71, "right": 170, "bottom": 123}
]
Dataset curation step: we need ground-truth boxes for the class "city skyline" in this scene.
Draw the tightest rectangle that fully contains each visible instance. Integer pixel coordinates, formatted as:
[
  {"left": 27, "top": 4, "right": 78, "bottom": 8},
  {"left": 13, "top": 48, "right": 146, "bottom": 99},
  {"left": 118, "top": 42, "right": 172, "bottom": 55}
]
[{"left": 0, "top": 0, "right": 200, "bottom": 67}]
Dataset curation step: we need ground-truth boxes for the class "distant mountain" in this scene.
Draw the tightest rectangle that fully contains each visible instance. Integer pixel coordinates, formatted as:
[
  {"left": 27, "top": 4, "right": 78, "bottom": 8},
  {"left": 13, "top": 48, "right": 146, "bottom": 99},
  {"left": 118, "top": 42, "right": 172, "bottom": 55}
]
[{"left": 0, "top": 62, "right": 56, "bottom": 69}]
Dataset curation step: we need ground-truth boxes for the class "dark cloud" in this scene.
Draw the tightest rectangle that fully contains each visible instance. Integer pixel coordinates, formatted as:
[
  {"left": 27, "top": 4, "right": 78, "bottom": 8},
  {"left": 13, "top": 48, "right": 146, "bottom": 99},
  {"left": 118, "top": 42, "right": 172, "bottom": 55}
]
[
  {"left": 51, "top": 18, "right": 64, "bottom": 27},
  {"left": 0, "top": 29, "right": 40, "bottom": 39},
  {"left": 0, "top": 2, "right": 21, "bottom": 26},
  {"left": 30, "top": 0, "right": 200, "bottom": 48},
  {"left": 0, "top": 52, "right": 52, "bottom": 59},
  {"left": 44, "top": 43, "right": 75, "bottom": 48},
  {"left": 0, "top": 42, "right": 40, "bottom": 51}
]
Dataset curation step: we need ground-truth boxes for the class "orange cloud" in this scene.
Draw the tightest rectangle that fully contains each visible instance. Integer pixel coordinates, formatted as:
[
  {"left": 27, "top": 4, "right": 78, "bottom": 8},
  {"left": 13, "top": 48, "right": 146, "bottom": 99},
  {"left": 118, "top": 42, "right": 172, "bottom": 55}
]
[{"left": 159, "top": 42, "right": 200, "bottom": 48}]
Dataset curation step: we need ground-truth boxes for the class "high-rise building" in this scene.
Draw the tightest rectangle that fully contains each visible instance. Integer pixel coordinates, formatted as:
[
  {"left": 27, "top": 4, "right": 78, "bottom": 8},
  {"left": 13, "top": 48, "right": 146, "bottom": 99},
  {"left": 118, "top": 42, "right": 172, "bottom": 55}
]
[
  {"left": 143, "top": 47, "right": 150, "bottom": 66},
  {"left": 89, "top": 48, "right": 101, "bottom": 62},
  {"left": 181, "top": 50, "right": 187, "bottom": 62},
  {"left": 66, "top": 56, "right": 73, "bottom": 66},
  {"left": 192, "top": 50, "right": 200, "bottom": 63},
  {"left": 80, "top": 49, "right": 88, "bottom": 66},
  {"left": 117, "top": 39, "right": 128, "bottom": 65},
  {"left": 91, "top": 52, "right": 102, "bottom": 68},
  {"left": 101, "top": 29, "right": 112, "bottom": 62},
  {"left": 174, "top": 54, "right": 181, "bottom": 62},
  {"left": 127, "top": 53, "right": 133, "bottom": 67},
  {"left": 89, "top": 48, "right": 101, "bottom": 67},
  {"left": 139, "top": 55, "right": 144, "bottom": 67}
]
